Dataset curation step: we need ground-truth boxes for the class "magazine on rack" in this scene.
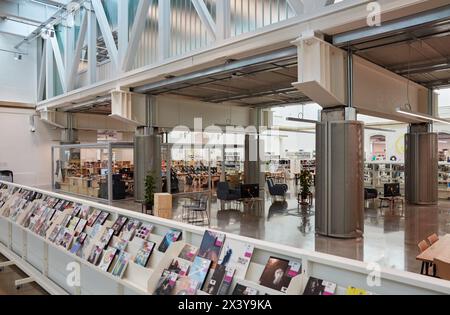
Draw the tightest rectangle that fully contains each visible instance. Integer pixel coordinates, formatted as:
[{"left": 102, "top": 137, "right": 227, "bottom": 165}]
[
  {"left": 154, "top": 270, "right": 178, "bottom": 295},
  {"left": 232, "top": 283, "right": 259, "bottom": 296},
  {"left": 158, "top": 229, "right": 182, "bottom": 253},
  {"left": 121, "top": 219, "right": 141, "bottom": 241},
  {"left": 98, "top": 247, "right": 118, "bottom": 272},
  {"left": 134, "top": 241, "right": 156, "bottom": 267},
  {"left": 135, "top": 223, "right": 154, "bottom": 240},
  {"left": 188, "top": 256, "right": 212, "bottom": 291},
  {"left": 111, "top": 216, "right": 128, "bottom": 236},
  {"left": 178, "top": 244, "right": 199, "bottom": 262},
  {"left": 303, "top": 277, "right": 337, "bottom": 296},
  {"left": 218, "top": 239, "right": 254, "bottom": 280},
  {"left": 259, "top": 256, "right": 301, "bottom": 293},
  {"left": 198, "top": 230, "right": 225, "bottom": 267},
  {"left": 111, "top": 251, "right": 130, "bottom": 278}
]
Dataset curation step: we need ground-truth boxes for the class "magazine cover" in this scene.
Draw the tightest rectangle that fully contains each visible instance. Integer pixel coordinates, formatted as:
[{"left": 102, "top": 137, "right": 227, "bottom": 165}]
[
  {"left": 67, "top": 216, "right": 80, "bottom": 231},
  {"left": 173, "top": 276, "right": 199, "bottom": 296},
  {"left": 60, "top": 230, "right": 75, "bottom": 249},
  {"left": 74, "top": 218, "right": 87, "bottom": 236},
  {"left": 121, "top": 219, "right": 141, "bottom": 241},
  {"left": 114, "top": 239, "right": 129, "bottom": 252},
  {"left": 216, "top": 266, "right": 236, "bottom": 295},
  {"left": 188, "top": 256, "right": 212, "bottom": 290},
  {"left": 70, "top": 233, "right": 88, "bottom": 255},
  {"left": 94, "top": 211, "right": 109, "bottom": 226},
  {"left": 78, "top": 205, "right": 90, "bottom": 220},
  {"left": 204, "top": 264, "right": 226, "bottom": 295},
  {"left": 154, "top": 270, "right": 178, "bottom": 296},
  {"left": 168, "top": 258, "right": 191, "bottom": 276},
  {"left": 98, "top": 247, "right": 118, "bottom": 272},
  {"left": 111, "top": 251, "right": 131, "bottom": 278},
  {"left": 178, "top": 244, "right": 198, "bottom": 262},
  {"left": 60, "top": 214, "right": 72, "bottom": 228},
  {"left": 112, "top": 216, "right": 128, "bottom": 236},
  {"left": 158, "top": 229, "right": 182, "bottom": 253},
  {"left": 135, "top": 223, "right": 154, "bottom": 240},
  {"left": 48, "top": 225, "right": 63, "bottom": 243},
  {"left": 303, "top": 277, "right": 337, "bottom": 296},
  {"left": 232, "top": 283, "right": 259, "bottom": 296},
  {"left": 346, "top": 286, "right": 372, "bottom": 295},
  {"left": 259, "top": 257, "right": 301, "bottom": 293},
  {"left": 218, "top": 239, "right": 254, "bottom": 279},
  {"left": 134, "top": 241, "right": 156, "bottom": 267},
  {"left": 87, "top": 245, "right": 103, "bottom": 266},
  {"left": 54, "top": 227, "right": 68, "bottom": 246},
  {"left": 86, "top": 209, "right": 101, "bottom": 227},
  {"left": 198, "top": 230, "right": 225, "bottom": 266},
  {"left": 98, "top": 228, "right": 115, "bottom": 249}
]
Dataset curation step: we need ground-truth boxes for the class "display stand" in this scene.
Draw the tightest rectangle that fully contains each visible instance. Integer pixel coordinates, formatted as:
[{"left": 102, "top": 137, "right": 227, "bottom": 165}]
[{"left": 0, "top": 180, "right": 449, "bottom": 295}]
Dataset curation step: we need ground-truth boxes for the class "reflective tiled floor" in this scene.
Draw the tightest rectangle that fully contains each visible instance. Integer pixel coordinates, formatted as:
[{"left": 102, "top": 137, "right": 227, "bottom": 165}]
[{"left": 43, "top": 184, "right": 450, "bottom": 274}]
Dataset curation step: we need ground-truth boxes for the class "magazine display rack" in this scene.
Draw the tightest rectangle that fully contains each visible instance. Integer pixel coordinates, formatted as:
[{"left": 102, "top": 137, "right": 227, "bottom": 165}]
[{"left": 0, "top": 180, "right": 449, "bottom": 295}]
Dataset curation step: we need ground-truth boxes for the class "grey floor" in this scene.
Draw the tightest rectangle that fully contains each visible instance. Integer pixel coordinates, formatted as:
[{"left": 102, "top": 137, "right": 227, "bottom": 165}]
[{"left": 112, "top": 184, "right": 450, "bottom": 275}]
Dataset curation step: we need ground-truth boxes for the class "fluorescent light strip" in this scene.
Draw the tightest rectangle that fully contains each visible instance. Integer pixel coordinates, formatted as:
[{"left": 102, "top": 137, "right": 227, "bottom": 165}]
[
  {"left": 396, "top": 108, "right": 450, "bottom": 125},
  {"left": 286, "top": 117, "right": 319, "bottom": 124}
]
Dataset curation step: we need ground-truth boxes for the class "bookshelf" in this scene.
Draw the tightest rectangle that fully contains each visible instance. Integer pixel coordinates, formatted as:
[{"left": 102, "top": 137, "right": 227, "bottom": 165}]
[{"left": 1, "top": 180, "right": 449, "bottom": 295}]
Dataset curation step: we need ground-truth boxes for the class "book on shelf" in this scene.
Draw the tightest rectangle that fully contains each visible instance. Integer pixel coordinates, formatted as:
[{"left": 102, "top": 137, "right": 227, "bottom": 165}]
[
  {"left": 87, "top": 245, "right": 103, "bottom": 266},
  {"left": 198, "top": 230, "right": 226, "bottom": 267},
  {"left": 154, "top": 270, "right": 178, "bottom": 295},
  {"left": 259, "top": 256, "right": 301, "bottom": 293},
  {"left": 120, "top": 219, "right": 141, "bottom": 241},
  {"left": 111, "top": 251, "right": 130, "bottom": 278},
  {"left": 216, "top": 266, "right": 235, "bottom": 295},
  {"left": 94, "top": 211, "right": 109, "bottom": 226},
  {"left": 168, "top": 258, "right": 191, "bottom": 276},
  {"left": 303, "top": 277, "right": 337, "bottom": 296},
  {"left": 67, "top": 216, "right": 80, "bottom": 231},
  {"left": 232, "top": 283, "right": 259, "bottom": 296},
  {"left": 135, "top": 223, "right": 154, "bottom": 240},
  {"left": 173, "top": 276, "right": 199, "bottom": 296},
  {"left": 188, "top": 256, "right": 212, "bottom": 291},
  {"left": 111, "top": 216, "right": 128, "bottom": 236},
  {"left": 98, "top": 247, "right": 118, "bottom": 272},
  {"left": 87, "top": 209, "right": 101, "bottom": 227},
  {"left": 218, "top": 239, "right": 254, "bottom": 280},
  {"left": 178, "top": 244, "right": 199, "bottom": 262},
  {"left": 98, "top": 228, "right": 115, "bottom": 249},
  {"left": 134, "top": 241, "right": 156, "bottom": 267},
  {"left": 346, "top": 286, "right": 373, "bottom": 295},
  {"left": 158, "top": 229, "right": 182, "bottom": 253},
  {"left": 74, "top": 218, "right": 87, "bottom": 236}
]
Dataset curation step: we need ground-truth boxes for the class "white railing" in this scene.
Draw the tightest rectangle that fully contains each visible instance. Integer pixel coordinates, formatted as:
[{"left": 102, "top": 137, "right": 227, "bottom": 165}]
[{"left": 1, "top": 180, "right": 449, "bottom": 295}]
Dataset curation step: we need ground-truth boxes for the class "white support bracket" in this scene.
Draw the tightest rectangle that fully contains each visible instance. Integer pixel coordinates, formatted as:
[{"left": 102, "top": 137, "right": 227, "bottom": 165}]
[
  {"left": 191, "top": 0, "right": 216, "bottom": 39},
  {"left": 15, "top": 277, "right": 35, "bottom": 289},
  {"left": 0, "top": 261, "right": 15, "bottom": 270}
]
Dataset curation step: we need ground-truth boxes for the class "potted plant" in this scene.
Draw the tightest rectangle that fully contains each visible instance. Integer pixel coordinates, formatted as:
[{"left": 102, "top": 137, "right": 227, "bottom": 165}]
[
  {"left": 299, "top": 170, "right": 313, "bottom": 205},
  {"left": 144, "top": 172, "right": 156, "bottom": 213}
]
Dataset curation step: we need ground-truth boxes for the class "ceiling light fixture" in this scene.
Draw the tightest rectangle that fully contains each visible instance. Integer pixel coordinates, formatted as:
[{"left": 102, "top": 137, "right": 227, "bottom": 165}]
[
  {"left": 286, "top": 117, "right": 319, "bottom": 124},
  {"left": 396, "top": 107, "right": 450, "bottom": 125}
]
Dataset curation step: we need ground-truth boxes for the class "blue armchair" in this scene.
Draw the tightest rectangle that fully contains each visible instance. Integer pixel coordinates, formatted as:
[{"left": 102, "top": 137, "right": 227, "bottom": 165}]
[
  {"left": 267, "top": 178, "right": 288, "bottom": 201},
  {"left": 217, "top": 182, "right": 241, "bottom": 210}
]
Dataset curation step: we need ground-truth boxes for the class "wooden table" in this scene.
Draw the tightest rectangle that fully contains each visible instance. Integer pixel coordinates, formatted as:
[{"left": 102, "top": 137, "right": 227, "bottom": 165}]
[{"left": 416, "top": 234, "right": 450, "bottom": 276}]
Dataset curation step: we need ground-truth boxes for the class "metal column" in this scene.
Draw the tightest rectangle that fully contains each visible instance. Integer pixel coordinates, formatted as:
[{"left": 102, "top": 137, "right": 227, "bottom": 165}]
[
  {"left": 405, "top": 123, "right": 438, "bottom": 205},
  {"left": 316, "top": 107, "right": 364, "bottom": 238}
]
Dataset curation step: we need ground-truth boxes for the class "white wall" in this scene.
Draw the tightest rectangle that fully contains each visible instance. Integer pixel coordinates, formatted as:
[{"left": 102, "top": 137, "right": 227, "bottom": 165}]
[
  {"left": 0, "top": 33, "right": 37, "bottom": 104},
  {"left": 0, "top": 108, "right": 60, "bottom": 187}
]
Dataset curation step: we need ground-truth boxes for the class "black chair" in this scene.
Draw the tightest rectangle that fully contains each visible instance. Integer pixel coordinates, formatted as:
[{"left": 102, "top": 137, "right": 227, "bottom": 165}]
[
  {"left": 364, "top": 188, "right": 378, "bottom": 200},
  {"left": 0, "top": 170, "right": 13, "bottom": 183},
  {"left": 217, "top": 182, "right": 241, "bottom": 210},
  {"left": 267, "top": 178, "right": 288, "bottom": 201},
  {"left": 183, "top": 195, "right": 209, "bottom": 226}
]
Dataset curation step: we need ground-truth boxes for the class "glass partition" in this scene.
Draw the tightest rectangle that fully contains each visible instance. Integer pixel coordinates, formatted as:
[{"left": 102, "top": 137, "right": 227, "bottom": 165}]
[{"left": 52, "top": 142, "right": 134, "bottom": 203}]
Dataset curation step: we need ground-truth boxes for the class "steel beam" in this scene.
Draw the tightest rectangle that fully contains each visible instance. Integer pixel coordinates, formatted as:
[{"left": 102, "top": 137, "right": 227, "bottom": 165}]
[
  {"left": 67, "top": 12, "right": 88, "bottom": 91},
  {"left": 216, "top": 0, "right": 231, "bottom": 41},
  {"left": 333, "top": 4, "right": 450, "bottom": 47},
  {"left": 45, "top": 39, "right": 54, "bottom": 99},
  {"left": 87, "top": 3, "right": 97, "bottom": 85},
  {"left": 122, "top": 0, "right": 153, "bottom": 72},
  {"left": 118, "top": 0, "right": 129, "bottom": 67},
  {"left": 91, "top": 0, "right": 119, "bottom": 69},
  {"left": 133, "top": 47, "right": 297, "bottom": 94},
  {"left": 191, "top": 0, "right": 216, "bottom": 39},
  {"left": 49, "top": 28, "right": 67, "bottom": 92},
  {"left": 158, "top": 0, "right": 171, "bottom": 61}
]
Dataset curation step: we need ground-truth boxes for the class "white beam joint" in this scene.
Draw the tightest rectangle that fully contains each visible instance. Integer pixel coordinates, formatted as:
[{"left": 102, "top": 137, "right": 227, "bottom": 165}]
[
  {"left": 122, "top": 0, "right": 152, "bottom": 72},
  {"left": 191, "top": 0, "right": 216, "bottom": 39},
  {"left": 91, "top": 0, "right": 119, "bottom": 69}
]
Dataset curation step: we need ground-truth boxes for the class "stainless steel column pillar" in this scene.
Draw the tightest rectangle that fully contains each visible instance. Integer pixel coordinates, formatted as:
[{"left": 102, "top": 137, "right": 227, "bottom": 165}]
[
  {"left": 405, "top": 123, "right": 438, "bottom": 205},
  {"left": 244, "top": 134, "right": 260, "bottom": 185},
  {"left": 316, "top": 107, "right": 364, "bottom": 238},
  {"left": 134, "top": 96, "right": 162, "bottom": 203}
]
